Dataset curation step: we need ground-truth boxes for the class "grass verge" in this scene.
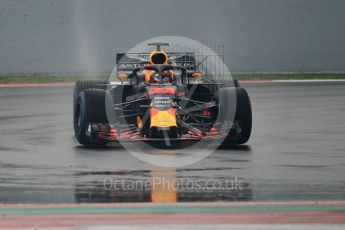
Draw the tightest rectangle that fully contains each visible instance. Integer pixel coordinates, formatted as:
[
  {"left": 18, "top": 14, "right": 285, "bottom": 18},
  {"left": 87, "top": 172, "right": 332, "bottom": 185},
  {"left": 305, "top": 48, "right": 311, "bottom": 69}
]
[
  {"left": 233, "top": 73, "right": 345, "bottom": 81},
  {"left": 0, "top": 75, "right": 109, "bottom": 84}
]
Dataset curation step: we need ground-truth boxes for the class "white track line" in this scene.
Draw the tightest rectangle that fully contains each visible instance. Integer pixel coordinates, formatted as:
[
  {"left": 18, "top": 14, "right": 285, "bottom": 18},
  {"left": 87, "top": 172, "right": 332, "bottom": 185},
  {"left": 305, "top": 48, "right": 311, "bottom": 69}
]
[{"left": 273, "top": 79, "right": 345, "bottom": 83}]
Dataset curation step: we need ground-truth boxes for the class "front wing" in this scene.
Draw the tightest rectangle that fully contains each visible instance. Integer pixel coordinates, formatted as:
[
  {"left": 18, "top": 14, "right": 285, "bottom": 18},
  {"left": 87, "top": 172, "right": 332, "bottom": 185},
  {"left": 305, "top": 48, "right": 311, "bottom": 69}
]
[{"left": 86, "top": 123, "right": 232, "bottom": 142}]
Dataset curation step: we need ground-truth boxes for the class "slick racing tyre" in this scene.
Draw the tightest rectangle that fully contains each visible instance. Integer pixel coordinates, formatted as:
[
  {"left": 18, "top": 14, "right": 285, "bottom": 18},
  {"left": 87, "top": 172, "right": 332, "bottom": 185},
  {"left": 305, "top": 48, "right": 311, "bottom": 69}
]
[
  {"left": 219, "top": 87, "right": 252, "bottom": 146},
  {"left": 74, "top": 89, "right": 113, "bottom": 146}
]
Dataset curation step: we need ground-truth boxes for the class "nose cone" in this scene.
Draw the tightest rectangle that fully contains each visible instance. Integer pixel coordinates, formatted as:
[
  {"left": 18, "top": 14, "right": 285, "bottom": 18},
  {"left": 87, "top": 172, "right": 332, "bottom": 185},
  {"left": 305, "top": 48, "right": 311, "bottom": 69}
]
[
  {"left": 147, "top": 86, "right": 177, "bottom": 128},
  {"left": 150, "top": 108, "right": 177, "bottom": 128}
]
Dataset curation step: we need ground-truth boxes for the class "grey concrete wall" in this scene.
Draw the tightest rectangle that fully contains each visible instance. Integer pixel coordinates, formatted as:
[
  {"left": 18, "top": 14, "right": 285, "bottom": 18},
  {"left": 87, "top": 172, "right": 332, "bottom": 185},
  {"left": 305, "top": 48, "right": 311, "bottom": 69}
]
[{"left": 0, "top": 0, "right": 345, "bottom": 74}]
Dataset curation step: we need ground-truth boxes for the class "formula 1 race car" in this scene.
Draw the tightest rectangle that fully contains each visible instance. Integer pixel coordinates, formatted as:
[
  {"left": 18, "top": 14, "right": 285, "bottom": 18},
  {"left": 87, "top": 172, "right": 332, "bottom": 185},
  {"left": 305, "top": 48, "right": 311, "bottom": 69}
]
[{"left": 73, "top": 42, "right": 252, "bottom": 147}]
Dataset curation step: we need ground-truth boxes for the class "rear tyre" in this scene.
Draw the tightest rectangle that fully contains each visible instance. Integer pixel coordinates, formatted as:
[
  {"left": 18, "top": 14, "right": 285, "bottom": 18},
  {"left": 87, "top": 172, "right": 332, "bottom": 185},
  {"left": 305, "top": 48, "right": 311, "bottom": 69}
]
[
  {"left": 73, "top": 80, "right": 109, "bottom": 106},
  {"left": 74, "top": 89, "right": 113, "bottom": 146},
  {"left": 220, "top": 87, "right": 252, "bottom": 146},
  {"left": 233, "top": 79, "right": 240, "bottom": 87}
]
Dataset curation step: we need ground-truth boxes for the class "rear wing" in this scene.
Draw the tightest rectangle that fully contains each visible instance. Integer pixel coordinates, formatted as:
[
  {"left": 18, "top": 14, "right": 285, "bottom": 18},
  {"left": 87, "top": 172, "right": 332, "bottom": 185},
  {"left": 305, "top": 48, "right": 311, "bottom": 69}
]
[{"left": 115, "top": 52, "right": 196, "bottom": 75}]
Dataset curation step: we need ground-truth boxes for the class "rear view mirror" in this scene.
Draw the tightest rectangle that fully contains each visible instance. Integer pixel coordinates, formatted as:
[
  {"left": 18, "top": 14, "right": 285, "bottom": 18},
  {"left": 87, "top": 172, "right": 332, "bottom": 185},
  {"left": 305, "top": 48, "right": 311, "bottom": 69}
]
[
  {"left": 118, "top": 73, "right": 129, "bottom": 80},
  {"left": 191, "top": 71, "right": 202, "bottom": 78}
]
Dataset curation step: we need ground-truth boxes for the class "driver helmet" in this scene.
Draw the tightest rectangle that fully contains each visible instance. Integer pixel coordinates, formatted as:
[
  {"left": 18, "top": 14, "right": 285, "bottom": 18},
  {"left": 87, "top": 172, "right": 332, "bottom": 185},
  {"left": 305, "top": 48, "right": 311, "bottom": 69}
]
[{"left": 149, "top": 51, "right": 169, "bottom": 65}]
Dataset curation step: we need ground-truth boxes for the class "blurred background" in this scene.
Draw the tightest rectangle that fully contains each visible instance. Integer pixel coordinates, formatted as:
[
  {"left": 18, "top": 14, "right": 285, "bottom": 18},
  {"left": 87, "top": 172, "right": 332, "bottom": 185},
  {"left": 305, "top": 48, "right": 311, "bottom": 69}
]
[{"left": 0, "top": 0, "right": 345, "bottom": 75}]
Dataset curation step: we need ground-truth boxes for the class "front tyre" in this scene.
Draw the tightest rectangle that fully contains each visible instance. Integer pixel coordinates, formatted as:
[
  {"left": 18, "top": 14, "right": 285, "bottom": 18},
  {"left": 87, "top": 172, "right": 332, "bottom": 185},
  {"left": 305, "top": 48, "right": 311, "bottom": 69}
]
[
  {"left": 220, "top": 87, "right": 252, "bottom": 146},
  {"left": 74, "top": 89, "right": 113, "bottom": 146}
]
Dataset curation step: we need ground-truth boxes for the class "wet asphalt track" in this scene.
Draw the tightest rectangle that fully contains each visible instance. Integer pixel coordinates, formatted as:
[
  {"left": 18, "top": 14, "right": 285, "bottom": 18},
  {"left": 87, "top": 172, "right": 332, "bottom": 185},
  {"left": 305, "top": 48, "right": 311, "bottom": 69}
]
[{"left": 0, "top": 82, "right": 344, "bottom": 203}]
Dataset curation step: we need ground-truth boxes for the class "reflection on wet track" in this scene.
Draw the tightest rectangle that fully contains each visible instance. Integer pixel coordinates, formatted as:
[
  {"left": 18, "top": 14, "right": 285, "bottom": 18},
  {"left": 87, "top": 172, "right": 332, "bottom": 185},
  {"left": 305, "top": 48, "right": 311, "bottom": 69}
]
[
  {"left": 0, "top": 82, "right": 345, "bottom": 203},
  {"left": 74, "top": 163, "right": 252, "bottom": 203}
]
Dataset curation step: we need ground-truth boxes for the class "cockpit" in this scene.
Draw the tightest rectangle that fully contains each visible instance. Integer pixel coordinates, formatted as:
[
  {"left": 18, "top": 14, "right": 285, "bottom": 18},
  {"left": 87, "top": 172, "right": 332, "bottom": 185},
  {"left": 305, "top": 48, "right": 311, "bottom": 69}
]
[{"left": 116, "top": 42, "right": 201, "bottom": 85}]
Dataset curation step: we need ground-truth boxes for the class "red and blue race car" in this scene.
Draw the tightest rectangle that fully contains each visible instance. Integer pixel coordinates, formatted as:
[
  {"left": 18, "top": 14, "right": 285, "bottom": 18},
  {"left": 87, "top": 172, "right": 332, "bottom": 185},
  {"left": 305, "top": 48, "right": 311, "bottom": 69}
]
[{"left": 73, "top": 42, "right": 252, "bottom": 147}]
